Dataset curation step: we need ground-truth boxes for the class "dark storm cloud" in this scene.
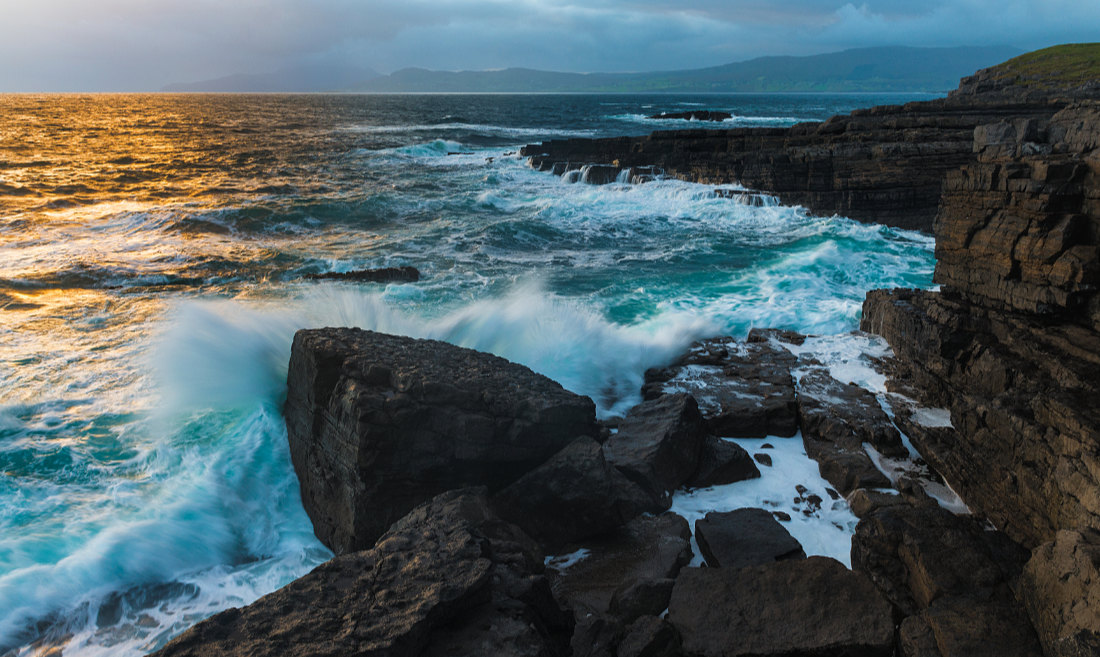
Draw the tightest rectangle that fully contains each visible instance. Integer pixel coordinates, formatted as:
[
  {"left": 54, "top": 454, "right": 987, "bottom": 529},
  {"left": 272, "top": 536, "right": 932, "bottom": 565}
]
[{"left": 1, "top": 0, "right": 1097, "bottom": 91}]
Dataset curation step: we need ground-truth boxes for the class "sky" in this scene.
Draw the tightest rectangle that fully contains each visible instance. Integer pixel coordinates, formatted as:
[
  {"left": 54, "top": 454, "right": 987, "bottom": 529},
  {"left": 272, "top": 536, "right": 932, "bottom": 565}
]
[{"left": 1, "top": 0, "right": 1098, "bottom": 91}]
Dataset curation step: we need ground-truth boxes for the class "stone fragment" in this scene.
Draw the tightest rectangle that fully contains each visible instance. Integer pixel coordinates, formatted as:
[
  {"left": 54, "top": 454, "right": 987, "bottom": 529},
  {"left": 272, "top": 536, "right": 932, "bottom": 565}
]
[
  {"left": 608, "top": 578, "right": 676, "bottom": 623},
  {"left": 693, "top": 508, "right": 806, "bottom": 569},
  {"left": 617, "top": 616, "right": 682, "bottom": 657},
  {"left": 1019, "top": 528, "right": 1100, "bottom": 657},
  {"left": 603, "top": 393, "right": 707, "bottom": 497},
  {"left": 686, "top": 435, "right": 760, "bottom": 487},
  {"left": 549, "top": 514, "right": 692, "bottom": 618}
]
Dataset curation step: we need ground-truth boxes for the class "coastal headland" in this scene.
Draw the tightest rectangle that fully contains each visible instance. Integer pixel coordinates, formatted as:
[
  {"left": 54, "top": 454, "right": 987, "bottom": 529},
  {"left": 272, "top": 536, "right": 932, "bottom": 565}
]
[{"left": 151, "top": 45, "right": 1100, "bottom": 657}]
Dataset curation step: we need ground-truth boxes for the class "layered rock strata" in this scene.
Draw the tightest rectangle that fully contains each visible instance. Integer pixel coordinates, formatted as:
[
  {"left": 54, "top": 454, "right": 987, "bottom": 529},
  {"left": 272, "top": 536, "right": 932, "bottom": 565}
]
[
  {"left": 862, "top": 102, "right": 1100, "bottom": 549},
  {"left": 522, "top": 95, "right": 1082, "bottom": 232}
]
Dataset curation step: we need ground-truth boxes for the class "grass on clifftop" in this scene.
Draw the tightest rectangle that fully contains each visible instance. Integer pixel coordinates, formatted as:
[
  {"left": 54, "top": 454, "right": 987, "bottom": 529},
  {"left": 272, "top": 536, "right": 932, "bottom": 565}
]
[{"left": 987, "top": 43, "right": 1100, "bottom": 88}]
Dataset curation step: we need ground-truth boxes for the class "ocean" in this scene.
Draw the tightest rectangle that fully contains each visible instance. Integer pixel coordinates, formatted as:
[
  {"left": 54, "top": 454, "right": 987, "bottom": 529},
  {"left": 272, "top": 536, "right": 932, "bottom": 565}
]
[{"left": 0, "top": 92, "right": 936, "bottom": 655}]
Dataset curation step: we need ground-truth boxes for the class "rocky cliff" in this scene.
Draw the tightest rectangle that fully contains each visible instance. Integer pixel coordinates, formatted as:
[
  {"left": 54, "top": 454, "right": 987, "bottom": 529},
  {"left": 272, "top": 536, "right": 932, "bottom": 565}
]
[
  {"left": 860, "top": 93, "right": 1100, "bottom": 657},
  {"left": 521, "top": 49, "right": 1100, "bottom": 233}
]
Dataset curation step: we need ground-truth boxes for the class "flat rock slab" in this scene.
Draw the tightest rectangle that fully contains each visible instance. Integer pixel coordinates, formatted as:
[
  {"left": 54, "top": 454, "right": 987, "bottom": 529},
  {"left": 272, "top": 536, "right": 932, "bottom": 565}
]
[
  {"left": 694, "top": 508, "right": 806, "bottom": 569},
  {"left": 668, "top": 557, "right": 895, "bottom": 657},
  {"left": 550, "top": 513, "right": 692, "bottom": 618},
  {"left": 798, "top": 368, "right": 905, "bottom": 457},
  {"left": 284, "top": 327, "right": 598, "bottom": 553},
  {"left": 150, "top": 489, "right": 572, "bottom": 657},
  {"left": 643, "top": 337, "right": 798, "bottom": 438}
]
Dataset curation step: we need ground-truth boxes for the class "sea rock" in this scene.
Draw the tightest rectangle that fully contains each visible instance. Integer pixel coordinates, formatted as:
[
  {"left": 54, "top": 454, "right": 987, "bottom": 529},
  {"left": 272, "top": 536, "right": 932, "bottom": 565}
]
[
  {"left": 549, "top": 513, "right": 692, "bottom": 618},
  {"left": 304, "top": 265, "right": 420, "bottom": 283},
  {"left": 686, "top": 435, "right": 760, "bottom": 487},
  {"left": 492, "top": 436, "right": 664, "bottom": 550},
  {"left": 150, "top": 489, "right": 572, "bottom": 657},
  {"left": 284, "top": 327, "right": 598, "bottom": 554},
  {"left": 797, "top": 368, "right": 906, "bottom": 457},
  {"left": 643, "top": 337, "right": 798, "bottom": 438},
  {"left": 859, "top": 102, "right": 1100, "bottom": 549},
  {"left": 617, "top": 616, "right": 682, "bottom": 657},
  {"left": 803, "top": 437, "right": 892, "bottom": 495},
  {"left": 1018, "top": 528, "right": 1100, "bottom": 657},
  {"left": 603, "top": 393, "right": 707, "bottom": 498},
  {"left": 647, "top": 110, "right": 732, "bottom": 122},
  {"left": 693, "top": 508, "right": 806, "bottom": 569},
  {"left": 668, "top": 557, "right": 895, "bottom": 657}
]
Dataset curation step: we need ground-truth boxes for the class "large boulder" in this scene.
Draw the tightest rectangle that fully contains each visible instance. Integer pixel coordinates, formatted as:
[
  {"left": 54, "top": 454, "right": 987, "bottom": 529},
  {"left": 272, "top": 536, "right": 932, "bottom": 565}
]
[
  {"left": 284, "top": 328, "right": 598, "bottom": 553},
  {"left": 1018, "top": 528, "right": 1100, "bottom": 657},
  {"left": 899, "top": 598, "right": 1044, "bottom": 657},
  {"left": 694, "top": 508, "right": 806, "bottom": 569},
  {"left": 668, "top": 557, "right": 895, "bottom": 657},
  {"left": 603, "top": 393, "right": 707, "bottom": 498},
  {"left": 492, "top": 437, "right": 664, "bottom": 549},
  {"left": 150, "top": 489, "right": 572, "bottom": 657}
]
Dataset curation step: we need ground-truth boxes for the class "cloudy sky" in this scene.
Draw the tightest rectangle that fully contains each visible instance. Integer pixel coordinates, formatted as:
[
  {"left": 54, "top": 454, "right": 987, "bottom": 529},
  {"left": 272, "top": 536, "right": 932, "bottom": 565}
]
[{"left": 2, "top": 0, "right": 1097, "bottom": 91}]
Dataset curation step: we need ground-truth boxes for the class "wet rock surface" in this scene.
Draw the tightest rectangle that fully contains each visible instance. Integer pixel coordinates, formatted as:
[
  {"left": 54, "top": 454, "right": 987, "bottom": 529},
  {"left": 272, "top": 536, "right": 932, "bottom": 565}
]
[
  {"left": 284, "top": 327, "right": 598, "bottom": 554},
  {"left": 643, "top": 337, "right": 798, "bottom": 438},
  {"left": 151, "top": 489, "right": 572, "bottom": 657}
]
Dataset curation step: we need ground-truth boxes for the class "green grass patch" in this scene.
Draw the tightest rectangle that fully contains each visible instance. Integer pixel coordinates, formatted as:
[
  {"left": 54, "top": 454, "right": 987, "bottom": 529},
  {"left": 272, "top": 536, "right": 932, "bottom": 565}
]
[{"left": 986, "top": 43, "right": 1100, "bottom": 88}]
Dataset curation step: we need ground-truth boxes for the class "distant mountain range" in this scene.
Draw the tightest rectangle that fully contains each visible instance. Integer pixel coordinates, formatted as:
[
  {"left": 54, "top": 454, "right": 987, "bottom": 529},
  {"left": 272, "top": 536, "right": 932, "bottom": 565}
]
[
  {"left": 162, "top": 64, "right": 379, "bottom": 93},
  {"left": 162, "top": 46, "right": 1021, "bottom": 94},
  {"left": 357, "top": 46, "right": 1022, "bottom": 93}
]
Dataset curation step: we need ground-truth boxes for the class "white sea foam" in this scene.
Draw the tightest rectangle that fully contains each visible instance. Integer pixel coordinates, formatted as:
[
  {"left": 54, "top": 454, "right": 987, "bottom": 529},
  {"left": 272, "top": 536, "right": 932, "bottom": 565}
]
[{"left": 671, "top": 435, "right": 858, "bottom": 567}]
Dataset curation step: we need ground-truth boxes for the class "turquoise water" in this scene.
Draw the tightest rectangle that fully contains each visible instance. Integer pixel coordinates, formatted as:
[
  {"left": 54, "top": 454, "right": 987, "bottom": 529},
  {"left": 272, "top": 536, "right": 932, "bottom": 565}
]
[{"left": 0, "top": 93, "right": 935, "bottom": 654}]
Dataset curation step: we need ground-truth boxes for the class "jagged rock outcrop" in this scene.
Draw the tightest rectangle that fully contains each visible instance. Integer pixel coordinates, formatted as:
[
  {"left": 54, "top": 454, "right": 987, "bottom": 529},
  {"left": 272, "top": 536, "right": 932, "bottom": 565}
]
[
  {"left": 602, "top": 393, "right": 708, "bottom": 498},
  {"left": 284, "top": 328, "right": 598, "bottom": 554},
  {"left": 150, "top": 489, "right": 572, "bottom": 657}
]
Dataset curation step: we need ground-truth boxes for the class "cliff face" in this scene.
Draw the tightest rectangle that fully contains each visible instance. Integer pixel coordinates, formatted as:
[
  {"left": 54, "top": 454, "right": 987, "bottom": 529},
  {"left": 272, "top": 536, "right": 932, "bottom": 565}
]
[
  {"left": 521, "top": 85, "right": 1096, "bottom": 233},
  {"left": 863, "top": 100, "right": 1100, "bottom": 657},
  {"left": 863, "top": 102, "right": 1100, "bottom": 548}
]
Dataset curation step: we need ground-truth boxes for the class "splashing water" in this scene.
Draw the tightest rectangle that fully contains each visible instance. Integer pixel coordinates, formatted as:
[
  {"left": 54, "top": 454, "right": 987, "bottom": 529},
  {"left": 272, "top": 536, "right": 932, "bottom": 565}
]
[{"left": 0, "top": 92, "right": 936, "bottom": 655}]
